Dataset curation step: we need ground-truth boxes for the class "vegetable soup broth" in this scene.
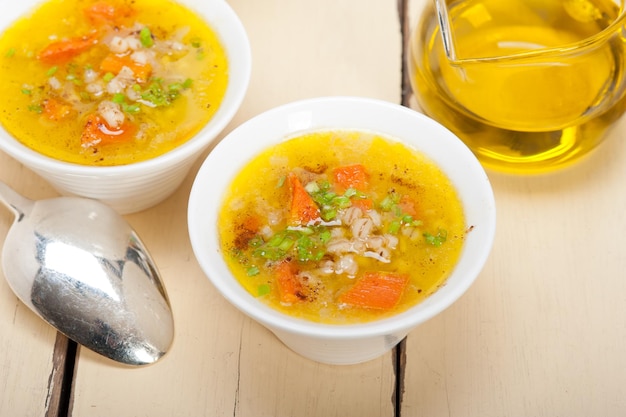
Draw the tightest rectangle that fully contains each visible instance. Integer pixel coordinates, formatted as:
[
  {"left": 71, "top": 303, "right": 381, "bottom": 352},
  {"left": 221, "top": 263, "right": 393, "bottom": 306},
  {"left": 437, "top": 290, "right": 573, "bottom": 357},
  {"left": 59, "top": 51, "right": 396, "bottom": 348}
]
[
  {"left": 218, "top": 131, "right": 467, "bottom": 324},
  {"left": 0, "top": 0, "right": 228, "bottom": 165}
]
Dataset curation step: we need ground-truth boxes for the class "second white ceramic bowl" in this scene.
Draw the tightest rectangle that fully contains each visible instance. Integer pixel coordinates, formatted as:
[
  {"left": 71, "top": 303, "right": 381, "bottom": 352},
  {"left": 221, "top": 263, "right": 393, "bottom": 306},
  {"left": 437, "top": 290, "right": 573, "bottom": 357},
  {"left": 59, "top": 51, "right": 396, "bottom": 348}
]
[
  {"left": 188, "top": 96, "right": 496, "bottom": 365},
  {"left": 0, "top": 0, "right": 251, "bottom": 214}
]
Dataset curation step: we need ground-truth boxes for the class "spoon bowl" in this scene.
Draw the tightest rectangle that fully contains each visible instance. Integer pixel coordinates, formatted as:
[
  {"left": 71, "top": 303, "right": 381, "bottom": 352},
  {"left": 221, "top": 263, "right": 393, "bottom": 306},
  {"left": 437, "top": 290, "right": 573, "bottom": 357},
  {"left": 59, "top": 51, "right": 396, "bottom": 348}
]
[{"left": 0, "top": 181, "right": 174, "bottom": 366}]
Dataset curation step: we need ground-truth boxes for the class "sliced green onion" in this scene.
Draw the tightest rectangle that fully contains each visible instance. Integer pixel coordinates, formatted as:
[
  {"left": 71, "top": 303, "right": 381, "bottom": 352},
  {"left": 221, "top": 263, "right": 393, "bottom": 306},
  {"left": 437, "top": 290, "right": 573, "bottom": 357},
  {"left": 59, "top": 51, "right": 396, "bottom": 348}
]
[
  {"left": 103, "top": 72, "right": 115, "bottom": 82},
  {"left": 321, "top": 208, "right": 337, "bottom": 221},
  {"left": 319, "top": 229, "right": 332, "bottom": 244},
  {"left": 168, "top": 82, "right": 183, "bottom": 92},
  {"left": 344, "top": 187, "right": 358, "bottom": 198},
  {"left": 294, "top": 227, "right": 314, "bottom": 235},
  {"left": 112, "top": 93, "right": 126, "bottom": 103},
  {"left": 267, "top": 234, "right": 285, "bottom": 247},
  {"left": 21, "top": 88, "right": 31, "bottom": 95},
  {"left": 312, "top": 250, "right": 325, "bottom": 261},
  {"left": 388, "top": 220, "right": 401, "bottom": 235},
  {"left": 276, "top": 175, "right": 286, "bottom": 188},
  {"left": 247, "top": 236, "right": 264, "bottom": 248},
  {"left": 278, "top": 237, "right": 295, "bottom": 251},
  {"left": 247, "top": 266, "right": 260, "bottom": 276},
  {"left": 5, "top": 48, "right": 16, "bottom": 58},
  {"left": 46, "top": 66, "right": 58, "bottom": 76},
  {"left": 379, "top": 195, "right": 395, "bottom": 211},
  {"left": 122, "top": 103, "right": 141, "bottom": 114},
  {"left": 424, "top": 229, "right": 447, "bottom": 246},
  {"left": 27, "top": 104, "right": 43, "bottom": 114},
  {"left": 139, "top": 27, "right": 153, "bottom": 48},
  {"left": 331, "top": 195, "right": 351, "bottom": 209},
  {"left": 257, "top": 283, "right": 271, "bottom": 297},
  {"left": 190, "top": 37, "right": 202, "bottom": 48}
]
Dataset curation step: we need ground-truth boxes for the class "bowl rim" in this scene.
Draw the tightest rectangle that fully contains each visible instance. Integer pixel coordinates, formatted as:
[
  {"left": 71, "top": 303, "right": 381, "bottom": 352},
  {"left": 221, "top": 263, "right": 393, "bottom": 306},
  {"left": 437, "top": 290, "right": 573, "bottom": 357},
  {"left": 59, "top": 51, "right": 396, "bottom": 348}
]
[
  {"left": 188, "top": 96, "right": 496, "bottom": 339},
  {"left": 0, "top": 0, "right": 251, "bottom": 175}
]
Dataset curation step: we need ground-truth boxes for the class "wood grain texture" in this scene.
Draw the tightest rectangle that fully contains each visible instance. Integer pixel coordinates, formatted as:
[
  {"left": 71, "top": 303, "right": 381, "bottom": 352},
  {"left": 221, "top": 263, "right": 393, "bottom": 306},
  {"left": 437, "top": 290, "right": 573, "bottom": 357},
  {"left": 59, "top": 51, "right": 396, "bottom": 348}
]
[{"left": 68, "top": 0, "right": 402, "bottom": 416}]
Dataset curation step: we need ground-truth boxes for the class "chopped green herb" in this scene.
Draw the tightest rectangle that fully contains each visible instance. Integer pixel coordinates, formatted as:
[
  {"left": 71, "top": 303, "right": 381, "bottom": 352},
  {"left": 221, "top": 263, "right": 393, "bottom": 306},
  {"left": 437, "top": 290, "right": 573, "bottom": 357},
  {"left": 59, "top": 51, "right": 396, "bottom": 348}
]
[
  {"left": 248, "top": 236, "right": 264, "bottom": 248},
  {"left": 190, "top": 37, "right": 202, "bottom": 48},
  {"left": 122, "top": 103, "right": 141, "bottom": 114},
  {"left": 257, "top": 283, "right": 271, "bottom": 296},
  {"left": 21, "top": 89, "right": 32, "bottom": 95},
  {"left": 319, "top": 229, "right": 332, "bottom": 244},
  {"left": 140, "top": 78, "right": 190, "bottom": 107},
  {"left": 331, "top": 195, "right": 351, "bottom": 209},
  {"left": 28, "top": 104, "right": 43, "bottom": 114},
  {"left": 46, "top": 66, "right": 58, "bottom": 77},
  {"left": 103, "top": 72, "right": 115, "bottom": 82},
  {"left": 139, "top": 27, "right": 153, "bottom": 48},
  {"left": 112, "top": 93, "right": 126, "bottom": 104},
  {"left": 247, "top": 266, "right": 260, "bottom": 277},
  {"left": 379, "top": 194, "right": 398, "bottom": 211},
  {"left": 278, "top": 236, "right": 295, "bottom": 251},
  {"left": 5, "top": 48, "right": 16, "bottom": 58},
  {"left": 321, "top": 207, "right": 337, "bottom": 221},
  {"left": 276, "top": 175, "right": 286, "bottom": 188},
  {"left": 388, "top": 219, "right": 401, "bottom": 235},
  {"left": 424, "top": 229, "right": 447, "bottom": 246}
]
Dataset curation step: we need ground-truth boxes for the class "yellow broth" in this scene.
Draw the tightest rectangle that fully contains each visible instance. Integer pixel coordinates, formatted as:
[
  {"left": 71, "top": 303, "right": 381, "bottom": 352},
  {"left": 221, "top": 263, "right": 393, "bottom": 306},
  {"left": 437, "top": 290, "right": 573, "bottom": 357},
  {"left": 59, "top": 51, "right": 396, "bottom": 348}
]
[
  {"left": 0, "top": 0, "right": 228, "bottom": 166},
  {"left": 218, "top": 130, "right": 467, "bottom": 324}
]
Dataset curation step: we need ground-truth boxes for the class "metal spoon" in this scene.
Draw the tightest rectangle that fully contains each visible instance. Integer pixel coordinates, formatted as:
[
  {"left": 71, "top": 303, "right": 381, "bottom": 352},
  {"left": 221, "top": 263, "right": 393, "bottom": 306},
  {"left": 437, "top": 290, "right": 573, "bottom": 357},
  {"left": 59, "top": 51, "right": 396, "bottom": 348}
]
[{"left": 0, "top": 181, "right": 174, "bottom": 366}]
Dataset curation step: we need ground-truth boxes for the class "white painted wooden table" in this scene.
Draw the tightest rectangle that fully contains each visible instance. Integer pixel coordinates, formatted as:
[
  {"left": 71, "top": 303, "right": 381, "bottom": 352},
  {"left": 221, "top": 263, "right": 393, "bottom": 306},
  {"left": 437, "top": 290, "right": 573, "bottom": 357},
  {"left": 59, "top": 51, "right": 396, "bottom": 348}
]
[{"left": 1, "top": 0, "right": 626, "bottom": 416}]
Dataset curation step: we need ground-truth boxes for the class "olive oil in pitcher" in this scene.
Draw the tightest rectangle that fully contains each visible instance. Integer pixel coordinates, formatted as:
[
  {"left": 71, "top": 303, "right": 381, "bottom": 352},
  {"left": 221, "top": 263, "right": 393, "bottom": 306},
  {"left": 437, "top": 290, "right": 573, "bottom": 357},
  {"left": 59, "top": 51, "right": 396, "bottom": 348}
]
[{"left": 409, "top": 0, "right": 626, "bottom": 173}]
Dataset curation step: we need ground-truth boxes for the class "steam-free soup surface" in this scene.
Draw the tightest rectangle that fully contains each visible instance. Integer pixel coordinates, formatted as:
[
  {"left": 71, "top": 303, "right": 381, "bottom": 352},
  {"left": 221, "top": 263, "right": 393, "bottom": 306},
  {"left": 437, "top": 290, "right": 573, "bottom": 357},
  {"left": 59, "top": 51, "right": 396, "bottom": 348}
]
[
  {"left": 218, "top": 130, "right": 467, "bottom": 324},
  {"left": 0, "top": 0, "right": 228, "bottom": 165}
]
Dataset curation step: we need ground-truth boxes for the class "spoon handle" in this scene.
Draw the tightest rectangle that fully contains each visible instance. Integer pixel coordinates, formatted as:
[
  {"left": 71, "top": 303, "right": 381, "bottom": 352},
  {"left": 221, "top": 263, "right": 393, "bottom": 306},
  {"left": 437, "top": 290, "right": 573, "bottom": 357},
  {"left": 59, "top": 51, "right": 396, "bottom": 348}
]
[{"left": 0, "top": 181, "right": 34, "bottom": 219}]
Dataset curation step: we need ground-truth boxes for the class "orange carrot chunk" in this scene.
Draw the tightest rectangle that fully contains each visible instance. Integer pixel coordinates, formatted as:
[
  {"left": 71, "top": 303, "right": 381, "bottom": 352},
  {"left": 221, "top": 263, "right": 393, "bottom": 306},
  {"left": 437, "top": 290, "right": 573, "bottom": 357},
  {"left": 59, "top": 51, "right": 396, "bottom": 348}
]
[
  {"left": 80, "top": 113, "right": 137, "bottom": 147},
  {"left": 84, "top": 2, "right": 135, "bottom": 26},
  {"left": 100, "top": 53, "right": 152, "bottom": 82},
  {"left": 332, "top": 164, "right": 369, "bottom": 191},
  {"left": 338, "top": 271, "right": 410, "bottom": 310},
  {"left": 42, "top": 98, "right": 74, "bottom": 121},
  {"left": 398, "top": 194, "right": 418, "bottom": 217},
  {"left": 275, "top": 260, "right": 302, "bottom": 304},
  {"left": 38, "top": 33, "right": 98, "bottom": 65},
  {"left": 288, "top": 172, "right": 320, "bottom": 225},
  {"left": 350, "top": 197, "right": 373, "bottom": 212}
]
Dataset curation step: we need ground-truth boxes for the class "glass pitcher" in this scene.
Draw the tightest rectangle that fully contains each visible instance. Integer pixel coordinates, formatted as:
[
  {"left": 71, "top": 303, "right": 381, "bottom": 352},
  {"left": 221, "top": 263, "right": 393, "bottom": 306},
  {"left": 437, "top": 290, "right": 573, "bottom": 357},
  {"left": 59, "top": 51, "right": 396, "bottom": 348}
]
[{"left": 408, "top": 0, "right": 626, "bottom": 174}]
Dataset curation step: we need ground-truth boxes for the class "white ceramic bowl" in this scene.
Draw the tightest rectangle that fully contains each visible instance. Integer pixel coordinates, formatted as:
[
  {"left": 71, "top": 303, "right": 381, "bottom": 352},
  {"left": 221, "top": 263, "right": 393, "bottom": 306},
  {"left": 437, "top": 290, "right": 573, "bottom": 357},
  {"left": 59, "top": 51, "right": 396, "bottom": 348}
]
[
  {"left": 0, "top": 0, "right": 251, "bottom": 214},
  {"left": 188, "top": 96, "right": 496, "bottom": 365}
]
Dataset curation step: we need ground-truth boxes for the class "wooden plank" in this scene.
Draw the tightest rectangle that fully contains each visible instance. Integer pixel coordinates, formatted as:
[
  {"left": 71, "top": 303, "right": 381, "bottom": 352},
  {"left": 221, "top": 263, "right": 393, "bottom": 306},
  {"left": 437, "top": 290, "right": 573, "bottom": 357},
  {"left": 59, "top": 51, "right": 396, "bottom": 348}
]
[
  {"left": 69, "top": 0, "right": 402, "bottom": 416},
  {"left": 403, "top": 0, "right": 626, "bottom": 415},
  {"left": 0, "top": 153, "right": 67, "bottom": 417}
]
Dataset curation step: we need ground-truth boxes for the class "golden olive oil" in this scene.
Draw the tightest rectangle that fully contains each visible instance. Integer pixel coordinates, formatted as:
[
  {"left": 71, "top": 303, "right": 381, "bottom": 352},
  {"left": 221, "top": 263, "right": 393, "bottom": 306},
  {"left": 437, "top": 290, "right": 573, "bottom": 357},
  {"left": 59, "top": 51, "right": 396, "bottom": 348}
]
[{"left": 409, "top": 0, "right": 626, "bottom": 174}]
